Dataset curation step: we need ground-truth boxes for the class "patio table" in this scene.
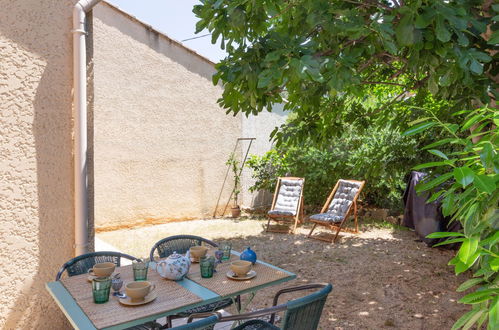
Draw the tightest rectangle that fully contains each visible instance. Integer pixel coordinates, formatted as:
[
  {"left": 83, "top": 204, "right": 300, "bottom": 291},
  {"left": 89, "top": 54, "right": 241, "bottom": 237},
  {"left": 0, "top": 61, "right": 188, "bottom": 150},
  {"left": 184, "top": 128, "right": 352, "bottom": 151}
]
[{"left": 46, "top": 251, "right": 295, "bottom": 330}]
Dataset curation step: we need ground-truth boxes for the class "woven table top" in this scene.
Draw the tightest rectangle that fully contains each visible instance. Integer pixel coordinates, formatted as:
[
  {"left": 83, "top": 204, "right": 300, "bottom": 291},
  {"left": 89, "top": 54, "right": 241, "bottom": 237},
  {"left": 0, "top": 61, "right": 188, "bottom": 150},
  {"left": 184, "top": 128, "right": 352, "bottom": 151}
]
[
  {"left": 60, "top": 264, "right": 202, "bottom": 329},
  {"left": 187, "top": 253, "right": 291, "bottom": 297}
]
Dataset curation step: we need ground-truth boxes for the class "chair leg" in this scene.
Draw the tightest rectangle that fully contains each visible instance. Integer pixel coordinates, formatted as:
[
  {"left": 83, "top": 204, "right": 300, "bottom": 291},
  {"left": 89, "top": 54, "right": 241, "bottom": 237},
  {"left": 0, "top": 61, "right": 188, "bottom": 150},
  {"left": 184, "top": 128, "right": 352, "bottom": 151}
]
[
  {"left": 292, "top": 215, "right": 299, "bottom": 234},
  {"left": 308, "top": 223, "right": 317, "bottom": 238},
  {"left": 166, "top": 315, "right": 173, "bottom": 328},
  {"left": 332, "top": 224, "right": 343, "bottom": 243},
  {"left": 354, "top": 201, "right": 359, "bottom": 233},
  {"left": 266, "top": 217, "right": 272, "bottom": 232}
]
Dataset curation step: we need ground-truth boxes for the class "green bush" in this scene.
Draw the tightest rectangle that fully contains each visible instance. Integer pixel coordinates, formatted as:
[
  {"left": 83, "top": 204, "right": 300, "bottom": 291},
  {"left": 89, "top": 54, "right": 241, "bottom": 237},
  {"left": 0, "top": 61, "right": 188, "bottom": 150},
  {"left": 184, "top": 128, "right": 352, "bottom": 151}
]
[
  {"left": 405, "top": 107, "right": 498, "bottom": 329},
  {"left": 247, "top": 123, "right": 441, "bottom": 213}
]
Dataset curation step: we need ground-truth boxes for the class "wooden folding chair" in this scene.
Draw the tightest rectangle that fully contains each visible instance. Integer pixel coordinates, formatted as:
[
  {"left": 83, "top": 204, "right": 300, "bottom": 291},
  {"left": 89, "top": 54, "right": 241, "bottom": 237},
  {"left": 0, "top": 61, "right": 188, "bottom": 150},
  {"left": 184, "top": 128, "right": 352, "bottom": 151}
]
[
  {"left": 266, "top": 177, "right": 305, "bottom": 234},
  {"left": 308, "top": 179, "right": 365, "bottom": 243}
]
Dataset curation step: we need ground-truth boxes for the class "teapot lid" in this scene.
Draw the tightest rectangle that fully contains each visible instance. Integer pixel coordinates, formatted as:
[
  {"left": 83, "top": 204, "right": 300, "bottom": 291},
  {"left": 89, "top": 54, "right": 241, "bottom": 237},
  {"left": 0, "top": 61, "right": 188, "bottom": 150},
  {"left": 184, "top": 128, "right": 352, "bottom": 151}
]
[{"left": 168, "top": 251, "right": 182, "bottom": 259}]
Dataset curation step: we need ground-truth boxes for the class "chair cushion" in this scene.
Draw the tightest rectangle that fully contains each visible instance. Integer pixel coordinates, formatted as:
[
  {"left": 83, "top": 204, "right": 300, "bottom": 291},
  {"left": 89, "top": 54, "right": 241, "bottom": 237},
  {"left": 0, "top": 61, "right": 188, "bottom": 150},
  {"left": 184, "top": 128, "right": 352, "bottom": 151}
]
[
  {"left": 268, "top": 210, "right": 296, "bottom": 216},
  {"left": 269, "top": 179, "right": 303, "bottom": 216},
  {"left": 309, "top": 213, "right": 344, "bottom": 223},
  {"left": 311, "top": 180, "right": 362, "bottom": 223},
  {"left": 232, "top": 319, "right": 280, "bottom": 330}
]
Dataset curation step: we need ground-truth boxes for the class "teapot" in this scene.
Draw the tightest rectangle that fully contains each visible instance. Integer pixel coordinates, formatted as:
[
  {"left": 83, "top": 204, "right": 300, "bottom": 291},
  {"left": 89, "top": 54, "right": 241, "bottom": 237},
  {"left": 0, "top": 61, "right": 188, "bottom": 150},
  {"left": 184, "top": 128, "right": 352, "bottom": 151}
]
[{"left": 156, "top": 251, "right": 191, "bottom": 281}]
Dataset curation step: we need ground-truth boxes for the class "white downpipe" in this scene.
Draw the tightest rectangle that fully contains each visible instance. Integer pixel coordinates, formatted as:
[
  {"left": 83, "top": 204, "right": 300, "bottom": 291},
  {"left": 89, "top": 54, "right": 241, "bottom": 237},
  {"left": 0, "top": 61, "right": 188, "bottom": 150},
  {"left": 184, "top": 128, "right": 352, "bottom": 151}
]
[{"left": 72, "top": 0, "right": 102, "bottom": 256}]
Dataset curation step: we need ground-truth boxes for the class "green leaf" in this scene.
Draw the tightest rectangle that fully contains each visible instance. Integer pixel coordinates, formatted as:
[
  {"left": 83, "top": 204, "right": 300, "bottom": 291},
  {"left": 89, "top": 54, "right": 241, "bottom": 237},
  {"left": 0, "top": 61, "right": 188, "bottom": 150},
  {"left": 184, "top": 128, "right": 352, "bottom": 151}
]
[
  {"left": 462, "top": 310, "right": 484, "bottom": 330},
  {"left": 452, "top": 309, "right": 481, "bottom": 330},
  {"left": 433, "top": 238, "right": 465, "bottom": 247},
  {"left": 480, "top": 142, "right": 495, "bottom": 169},
  {"left": 488, "top": 30, "right": 499, "bottom": 45},
  {"left": 413, "top": 161, "right": 453, "bottom": 170},
  {"left": 395, "top": 15, "right": 414, "bottom": 46},
  {"left": 473, "top": 174, "right": 496, "bottom": 194},
  {"left": 422, "top": 138, "right": 457, "bottom": 150},
  {"left": 453, "top": 167, "right": 475, "bottom": 187},
  {"left": 402, "top": 122, "right": 436, "bottom": 136},
  {"left": 459, "top": 290, "right": 495, "bottom": 304},
  {"left": 435, "top": 16, "right": 451, "bottom": 42},
  {"left": 427, "top": 231, "right": 464, "bottom": 238},
  {"left": 489, "top": 297, "right": 499, "bottom": 330},
  {"left": 458, "top": 237, "right": 479, "bottom": 264},
  {"left": 490, "top": 257, "right": 499, "bottom": 272},
  {"left": 457, "top": 278, "right": 484, "bottom": 292},
  {"left": 429, "top": 149, "right": 449, "bottom": 160},
  {"left": 461, "top": 114, "right": 483, "bottom": 130},
  {"left": 416, "top": 172, "right": 454, "bottom": 192},
  {"left": 469, "top": 60, "right": 483, "bottom": 75}
]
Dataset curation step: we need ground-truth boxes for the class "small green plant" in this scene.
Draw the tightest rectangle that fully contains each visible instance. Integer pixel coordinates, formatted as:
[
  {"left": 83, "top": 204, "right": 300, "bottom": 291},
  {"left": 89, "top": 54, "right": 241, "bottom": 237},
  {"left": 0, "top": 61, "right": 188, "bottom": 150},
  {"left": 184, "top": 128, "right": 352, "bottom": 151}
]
[
  {"left": 226, "top": 152, "right": 241, "bottom": 207},
  {"left": 404, "top": 106, "right": 498, "bottom": 330}
]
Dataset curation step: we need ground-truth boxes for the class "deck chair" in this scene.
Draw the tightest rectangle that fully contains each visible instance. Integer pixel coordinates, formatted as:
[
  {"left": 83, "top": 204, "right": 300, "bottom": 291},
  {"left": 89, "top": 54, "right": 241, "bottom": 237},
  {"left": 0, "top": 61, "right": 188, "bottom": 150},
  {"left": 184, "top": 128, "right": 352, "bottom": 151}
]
[
  {"left": 266, "top": 177, "right": 305, "bottom": 234},
  {"left": 308, "top": 179, "right": 365, "bottom": 243}
]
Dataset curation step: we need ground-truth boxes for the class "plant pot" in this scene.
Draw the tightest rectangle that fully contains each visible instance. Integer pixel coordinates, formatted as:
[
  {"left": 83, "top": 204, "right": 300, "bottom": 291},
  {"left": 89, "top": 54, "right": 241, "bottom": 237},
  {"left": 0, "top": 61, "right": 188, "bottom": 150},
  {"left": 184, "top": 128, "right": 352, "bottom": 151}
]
[{"left": 231, "top": 206, "right": 241, "bottom": 218}]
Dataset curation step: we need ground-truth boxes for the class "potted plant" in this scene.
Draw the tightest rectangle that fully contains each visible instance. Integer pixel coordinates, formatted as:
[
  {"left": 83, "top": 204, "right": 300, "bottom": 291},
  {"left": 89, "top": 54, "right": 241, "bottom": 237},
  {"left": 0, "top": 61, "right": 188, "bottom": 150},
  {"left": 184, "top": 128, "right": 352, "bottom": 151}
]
[{"left": 226, "top": 152, "right": 241, "bottom": 218}]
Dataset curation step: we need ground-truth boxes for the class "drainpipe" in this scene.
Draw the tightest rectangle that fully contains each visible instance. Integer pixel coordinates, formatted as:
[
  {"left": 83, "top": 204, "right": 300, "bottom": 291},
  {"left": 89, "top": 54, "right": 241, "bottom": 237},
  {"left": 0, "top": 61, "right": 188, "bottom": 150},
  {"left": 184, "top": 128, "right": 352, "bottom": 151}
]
[{"left": 72, "top": 0, "right": 102, "bottom": 256}]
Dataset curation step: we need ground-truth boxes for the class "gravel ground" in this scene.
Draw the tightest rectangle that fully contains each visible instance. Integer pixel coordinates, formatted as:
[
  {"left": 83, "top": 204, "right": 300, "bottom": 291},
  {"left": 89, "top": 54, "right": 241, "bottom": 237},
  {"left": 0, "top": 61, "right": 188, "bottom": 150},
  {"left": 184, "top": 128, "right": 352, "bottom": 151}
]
[{"left": 97, "top": 218, "right": 469, "bottom": 329}]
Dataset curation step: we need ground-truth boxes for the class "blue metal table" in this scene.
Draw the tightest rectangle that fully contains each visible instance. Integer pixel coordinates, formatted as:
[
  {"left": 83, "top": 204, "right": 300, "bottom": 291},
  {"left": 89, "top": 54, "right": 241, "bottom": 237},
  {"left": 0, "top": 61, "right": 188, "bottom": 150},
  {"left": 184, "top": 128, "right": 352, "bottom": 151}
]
[{"left": 46, "top": 252, "right": 295, "bottom": 329}]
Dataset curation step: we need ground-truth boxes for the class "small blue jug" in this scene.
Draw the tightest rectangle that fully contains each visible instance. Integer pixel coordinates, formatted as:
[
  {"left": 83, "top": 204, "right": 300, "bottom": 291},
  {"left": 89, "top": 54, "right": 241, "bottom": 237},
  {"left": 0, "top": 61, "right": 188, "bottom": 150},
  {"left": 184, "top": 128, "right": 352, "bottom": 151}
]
[{"left": 240, "top": 247, "right": 257, "bottom": 265}]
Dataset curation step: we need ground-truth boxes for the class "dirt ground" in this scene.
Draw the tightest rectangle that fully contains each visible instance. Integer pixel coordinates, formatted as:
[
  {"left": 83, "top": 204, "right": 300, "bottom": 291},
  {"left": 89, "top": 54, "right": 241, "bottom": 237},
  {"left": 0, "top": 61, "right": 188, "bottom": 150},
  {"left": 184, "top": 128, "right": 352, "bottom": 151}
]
[{"left": 97, "top": 218, "right": 469, "bottom": 329}]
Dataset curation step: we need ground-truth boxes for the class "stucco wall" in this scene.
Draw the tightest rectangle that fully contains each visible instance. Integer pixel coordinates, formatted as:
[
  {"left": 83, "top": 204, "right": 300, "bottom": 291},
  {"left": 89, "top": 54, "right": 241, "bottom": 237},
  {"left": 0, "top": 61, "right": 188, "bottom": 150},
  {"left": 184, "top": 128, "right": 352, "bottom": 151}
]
[
  {"left": 92, "top": 3, "right": 241, "bottom": 229},
  {"left": 240, "top": 104, "right": 288, "bottom": 209},
  {"left": 0, "top": 0, "right": 76, "bottom": 328}
]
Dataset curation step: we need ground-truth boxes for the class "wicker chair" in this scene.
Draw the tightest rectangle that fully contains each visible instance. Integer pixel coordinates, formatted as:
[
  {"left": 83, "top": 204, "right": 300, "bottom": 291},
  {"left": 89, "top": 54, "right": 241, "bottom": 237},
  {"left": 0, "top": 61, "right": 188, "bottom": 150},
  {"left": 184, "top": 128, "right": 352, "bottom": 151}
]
[
  {"left": 308, "top": 179, "right": 365, "bottom": 243},
  {"left": 55, "top": 251, "right": 139, "bottom": 280},
  {"left": 56, "top": 251, "right": 162, "bottom": 330},
  {"left": 191, "top": 283, "right": 332, "bottom": 330},
  {"left": 266, "top": 177, "right": 305, "bottom": 234},
  {"left": 149, "top": 235, "right": 235, "bottom": 328},
  {"left": 172, "top": 314, "right": 220, "bottom": 330}
]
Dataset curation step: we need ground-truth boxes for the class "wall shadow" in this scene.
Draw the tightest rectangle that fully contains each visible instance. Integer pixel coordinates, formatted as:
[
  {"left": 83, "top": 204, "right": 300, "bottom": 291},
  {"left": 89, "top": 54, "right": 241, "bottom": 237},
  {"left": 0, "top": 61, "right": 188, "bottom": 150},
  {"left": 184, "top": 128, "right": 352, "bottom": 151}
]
[{"left": 0, "top": 0, "right": 79, "bottom": 328}]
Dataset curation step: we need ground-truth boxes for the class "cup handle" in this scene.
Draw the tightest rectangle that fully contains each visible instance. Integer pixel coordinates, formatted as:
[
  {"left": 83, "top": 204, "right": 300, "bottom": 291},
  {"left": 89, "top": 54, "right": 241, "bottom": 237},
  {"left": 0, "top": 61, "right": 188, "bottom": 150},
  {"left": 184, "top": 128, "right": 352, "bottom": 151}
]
[
  {"left": 149, "top": 283, "right": 156, "bottom": 294},
  {"left": 88, "top": 269, "right": 94, "bottom": 275}
]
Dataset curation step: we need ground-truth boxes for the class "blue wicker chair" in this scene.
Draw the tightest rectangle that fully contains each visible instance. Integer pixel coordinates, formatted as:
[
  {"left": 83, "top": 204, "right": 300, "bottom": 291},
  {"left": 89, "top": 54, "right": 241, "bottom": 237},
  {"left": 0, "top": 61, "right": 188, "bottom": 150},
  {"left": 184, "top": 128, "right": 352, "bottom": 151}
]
[
  {"left": 209, "top": 283, "right": 333, "bottom": 330},
  {"left": 149, "top": 235, "right": 235, "bottom": 328},
  {"left": 55, "top": 251, "right": 139, "bottom": 280},
  {"left": 56, "top": 251, "right": 162, "bottom": 330}
]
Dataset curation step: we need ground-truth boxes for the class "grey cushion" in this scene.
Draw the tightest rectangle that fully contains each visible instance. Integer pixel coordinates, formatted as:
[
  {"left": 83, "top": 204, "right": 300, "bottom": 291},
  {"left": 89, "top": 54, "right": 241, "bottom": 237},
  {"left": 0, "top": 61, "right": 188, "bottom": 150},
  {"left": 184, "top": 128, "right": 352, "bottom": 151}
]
[
  {"left": 310, "top": 180, "right": 362, "bottom": 223},
  {"left": 268, "top": 179, "right": 303, "bottom": 216}
]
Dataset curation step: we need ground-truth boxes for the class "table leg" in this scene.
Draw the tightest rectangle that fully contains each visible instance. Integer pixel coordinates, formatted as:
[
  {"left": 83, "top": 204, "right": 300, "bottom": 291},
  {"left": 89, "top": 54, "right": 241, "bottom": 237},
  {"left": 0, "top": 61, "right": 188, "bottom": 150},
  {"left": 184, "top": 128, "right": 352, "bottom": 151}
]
[{"left": 230, "top": 292, "right": 256, "bottom": 329}]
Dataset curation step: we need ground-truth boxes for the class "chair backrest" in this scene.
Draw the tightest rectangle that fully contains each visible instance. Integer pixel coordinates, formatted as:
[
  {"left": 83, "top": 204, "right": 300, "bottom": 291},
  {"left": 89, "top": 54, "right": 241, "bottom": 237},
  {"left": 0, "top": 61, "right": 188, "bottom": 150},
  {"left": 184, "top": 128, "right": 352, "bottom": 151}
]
[
  {"left": 149, "top": 235, "right": 218, "bottom": 261},
  {"left": 281, "top": 283, "right": 333, "bottom": 330},
  {"left": 171, "top": 315, "right": 219, "bottom": 330},
  {"left": 270, "top": 177, "right": 305, "bottom": 216},
  {"left": 322, "top": 180, "right": 365, "bottom": 220},
  {"left": 55, "top": 251, "right": 139, "bottom": 280}
]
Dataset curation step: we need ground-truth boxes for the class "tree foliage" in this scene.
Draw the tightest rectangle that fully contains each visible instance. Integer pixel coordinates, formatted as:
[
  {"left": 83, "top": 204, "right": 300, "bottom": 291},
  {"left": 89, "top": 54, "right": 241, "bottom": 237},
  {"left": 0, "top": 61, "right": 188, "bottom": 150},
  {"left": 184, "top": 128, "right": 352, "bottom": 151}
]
[{"left": 194, "top": 0, "right": 497, "bottom": 143}]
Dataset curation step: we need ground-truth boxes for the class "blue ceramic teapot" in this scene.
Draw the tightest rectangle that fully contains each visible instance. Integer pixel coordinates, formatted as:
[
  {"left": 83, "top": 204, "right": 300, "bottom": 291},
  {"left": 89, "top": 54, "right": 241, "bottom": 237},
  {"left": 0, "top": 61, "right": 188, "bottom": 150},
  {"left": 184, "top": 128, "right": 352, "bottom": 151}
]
[{"left": 240, "top": 247, "right": 257, "bottom": 265}]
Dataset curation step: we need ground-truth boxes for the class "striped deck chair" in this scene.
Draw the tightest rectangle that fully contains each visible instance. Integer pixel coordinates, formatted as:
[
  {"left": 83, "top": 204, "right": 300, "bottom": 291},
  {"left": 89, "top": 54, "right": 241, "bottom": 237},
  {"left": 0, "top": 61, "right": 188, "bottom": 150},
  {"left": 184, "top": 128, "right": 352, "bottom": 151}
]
[
  {"left": 266, "top": 177, "right": 305, "bottom": 234},
  {"left": 308, "top": 179, "right": 365, "bottom": 243}
]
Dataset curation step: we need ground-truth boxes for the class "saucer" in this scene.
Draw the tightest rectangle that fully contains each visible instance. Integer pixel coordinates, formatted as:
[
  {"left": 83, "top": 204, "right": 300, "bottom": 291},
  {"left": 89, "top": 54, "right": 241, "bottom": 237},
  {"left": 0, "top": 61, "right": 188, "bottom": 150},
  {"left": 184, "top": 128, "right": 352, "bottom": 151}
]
[
  {"left": 226, "top": 270, "right": 256, "bottom": 281},
  {"left": 119, "top": 291, "right": 157, "bottom": 306}
]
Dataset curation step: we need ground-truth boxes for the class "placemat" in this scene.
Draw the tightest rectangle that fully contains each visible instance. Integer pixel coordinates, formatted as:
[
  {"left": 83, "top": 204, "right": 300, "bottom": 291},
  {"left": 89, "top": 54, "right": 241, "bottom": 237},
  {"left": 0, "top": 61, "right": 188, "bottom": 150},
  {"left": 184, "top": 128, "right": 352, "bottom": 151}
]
[
  {"left": 61, "top": 264, "right": 202, "bottom": 329},
  {"left": 187, "top": 256, "right": 290, "bottom": 297}
]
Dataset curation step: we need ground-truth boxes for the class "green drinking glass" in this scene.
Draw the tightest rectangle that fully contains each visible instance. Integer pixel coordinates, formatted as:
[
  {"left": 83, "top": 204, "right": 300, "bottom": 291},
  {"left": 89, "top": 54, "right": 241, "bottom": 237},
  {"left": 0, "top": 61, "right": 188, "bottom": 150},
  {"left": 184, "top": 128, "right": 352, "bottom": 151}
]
[
  {"left": 220, "top": 243, "right": 232, "bottom": 261},
  {"left": 132, "top": 260, "right": 149, "bottom": 281},
  {"left": 200, "top": 257, "right": 215, "bottom": 278},
  {"left": 92, "top": 277, "right": 111, "bottom": 304}
]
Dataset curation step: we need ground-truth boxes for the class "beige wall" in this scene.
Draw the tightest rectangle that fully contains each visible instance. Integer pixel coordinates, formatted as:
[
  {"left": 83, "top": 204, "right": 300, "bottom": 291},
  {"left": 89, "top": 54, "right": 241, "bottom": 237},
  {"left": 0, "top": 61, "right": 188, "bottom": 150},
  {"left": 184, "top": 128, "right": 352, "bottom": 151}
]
[
  {"left": 92, "top": 3, "right": 241, "bottom": 230},
  {"left": 0, "top": 0, "right": 76, "bottom": 328}
]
